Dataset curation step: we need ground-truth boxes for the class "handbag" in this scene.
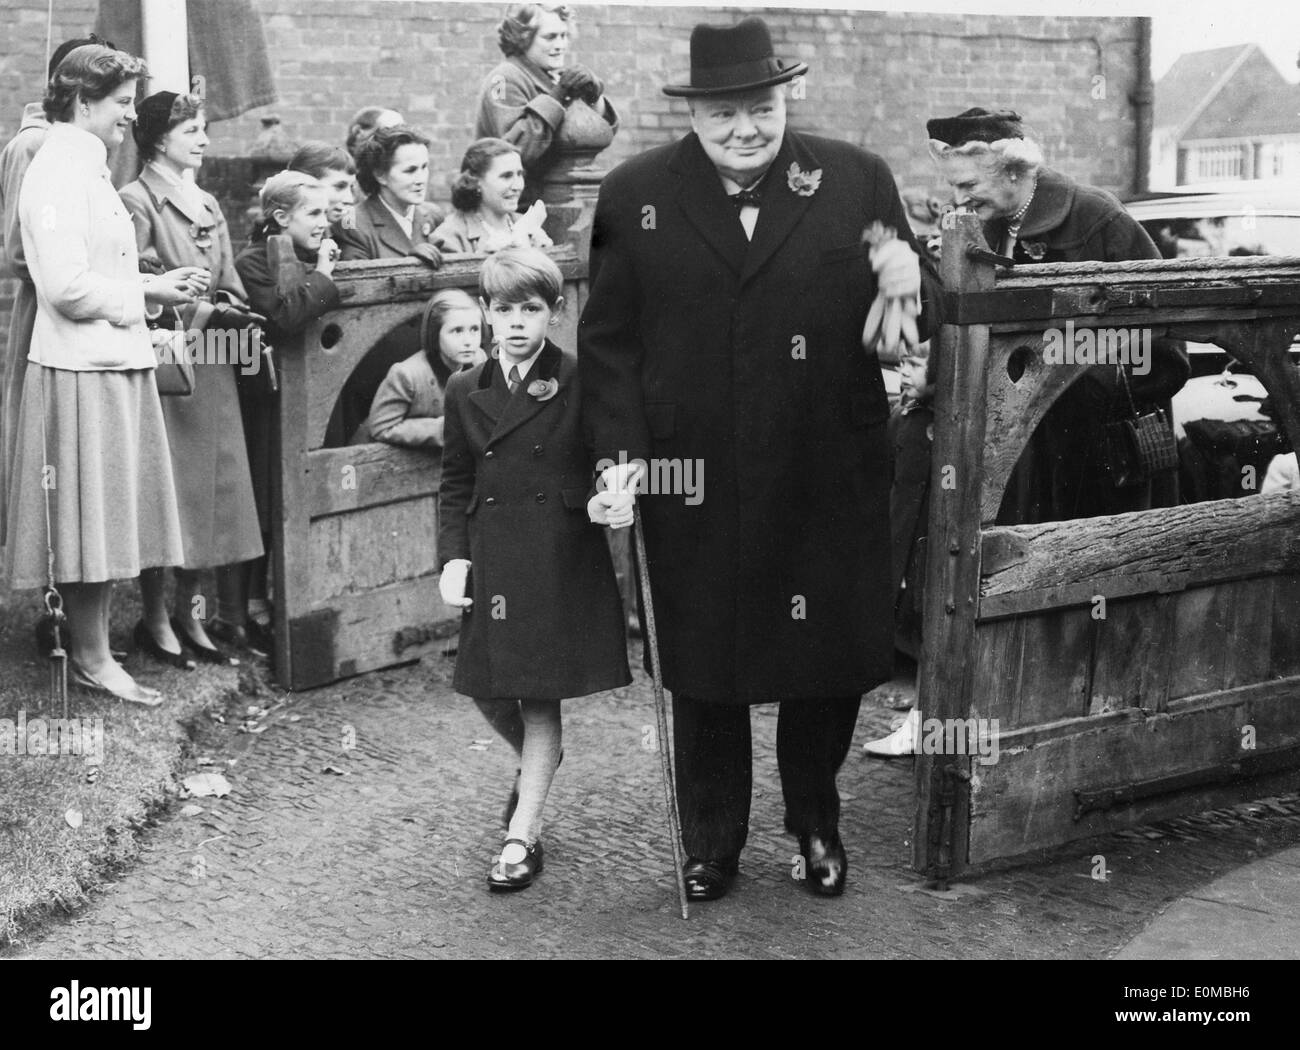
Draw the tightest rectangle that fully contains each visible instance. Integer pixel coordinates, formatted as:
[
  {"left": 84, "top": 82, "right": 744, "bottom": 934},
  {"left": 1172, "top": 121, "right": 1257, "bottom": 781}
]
[
  {"left": 152, "top": 326, "right": 195, "bottom": 396},
  {"left": 1102, "top": 366, "right": 1179, "bottom": 488}
]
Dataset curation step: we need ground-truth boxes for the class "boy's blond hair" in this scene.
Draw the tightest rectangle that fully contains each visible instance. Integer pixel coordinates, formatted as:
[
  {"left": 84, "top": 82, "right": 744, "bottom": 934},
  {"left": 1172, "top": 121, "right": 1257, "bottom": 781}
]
[{"left": 479, "top": 246, "right": 563, "bottom": 307}]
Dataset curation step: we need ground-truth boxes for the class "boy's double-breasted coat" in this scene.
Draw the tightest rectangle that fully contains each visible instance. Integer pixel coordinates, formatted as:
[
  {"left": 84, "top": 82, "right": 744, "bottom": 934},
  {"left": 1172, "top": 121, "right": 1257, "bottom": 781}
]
[
  {"left": 579, "top": 129, "right": 937, "bottom": 705},
  {"left": 438, "top": 340, "right": 631, "bottom": 701}
]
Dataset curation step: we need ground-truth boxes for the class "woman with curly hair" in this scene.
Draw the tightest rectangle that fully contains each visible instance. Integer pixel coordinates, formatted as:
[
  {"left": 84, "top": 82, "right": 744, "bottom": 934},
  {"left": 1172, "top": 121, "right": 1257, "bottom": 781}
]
[
  {"left": 433, "top": 138, "right": 552, "bottom": 255},
  {"left": 7, "top": 44, "right": 200, "bottom": 704},
  {"left": 474, "top": 3, "right": 618, "bottom": 209}
]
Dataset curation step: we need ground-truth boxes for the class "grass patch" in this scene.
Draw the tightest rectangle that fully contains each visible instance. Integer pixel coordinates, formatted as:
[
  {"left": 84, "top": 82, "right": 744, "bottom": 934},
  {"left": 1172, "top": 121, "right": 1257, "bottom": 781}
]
[{"left": 0, "top": 580, "right": 251, "bottom": 946}]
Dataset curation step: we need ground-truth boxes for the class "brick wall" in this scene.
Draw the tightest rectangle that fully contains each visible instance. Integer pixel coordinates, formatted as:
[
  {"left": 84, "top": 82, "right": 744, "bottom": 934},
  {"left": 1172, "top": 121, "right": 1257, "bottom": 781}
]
[{"left": 0, "top": 0, "right": 1148, "bottom": 358}]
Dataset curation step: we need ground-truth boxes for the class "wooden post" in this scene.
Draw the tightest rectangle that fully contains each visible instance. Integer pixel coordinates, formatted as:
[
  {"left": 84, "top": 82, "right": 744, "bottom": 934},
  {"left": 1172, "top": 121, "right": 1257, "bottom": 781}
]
[{"left": 913, "top": 212, "right": 996, "bottom": 882}]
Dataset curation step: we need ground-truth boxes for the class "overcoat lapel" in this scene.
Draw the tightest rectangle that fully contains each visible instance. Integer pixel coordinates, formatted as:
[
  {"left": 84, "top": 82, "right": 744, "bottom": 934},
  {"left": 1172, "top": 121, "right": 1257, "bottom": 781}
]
[
  {"left": 669, "top": 134, "right": 749, "bottom": 279},
  {"left": 486, "top": 341, "right": 565, "bottom": 448},
  {"left": 139, "top": 163, "right": 212, "bottom": 228},
  {"left": 740, "top": 132, "right": 818, "bottom": 286},
  {"left": 468, "top": 356, "right": 509, "bottom": 426},
  {"left": 363, "top": 196, "right": 414, "bottom": 256}
]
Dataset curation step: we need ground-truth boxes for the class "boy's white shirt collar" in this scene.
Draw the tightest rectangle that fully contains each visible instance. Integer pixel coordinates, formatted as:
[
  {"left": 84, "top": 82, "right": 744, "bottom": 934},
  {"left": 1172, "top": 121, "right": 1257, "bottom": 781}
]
[
  {"left": 379, "top": 195, "right": 414, "bottom": 238},
  {"left": 498, "top": 343, "right": 545, "bottom": 387}
]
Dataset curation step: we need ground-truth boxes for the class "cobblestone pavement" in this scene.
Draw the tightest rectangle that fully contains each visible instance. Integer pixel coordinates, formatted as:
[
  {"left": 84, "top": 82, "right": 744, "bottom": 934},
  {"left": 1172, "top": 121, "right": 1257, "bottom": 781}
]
[{"left": 8, "top": 646, "right": 1300, "bottom": 960}]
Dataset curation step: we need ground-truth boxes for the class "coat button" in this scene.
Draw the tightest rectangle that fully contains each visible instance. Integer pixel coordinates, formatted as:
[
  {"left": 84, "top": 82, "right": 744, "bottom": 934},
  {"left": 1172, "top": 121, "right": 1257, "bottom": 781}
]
[
  {"left": 484, "top": 497, "right": 496, "bottom": 506},
  {"left": 535, "top": 492, "right": 546, "bottom": 503},
  {"left": 485, "top": 450, "right": 495, "bottom": 459},
  {"left": 532, "top": 444, "right": 543, "bottom": 456}
]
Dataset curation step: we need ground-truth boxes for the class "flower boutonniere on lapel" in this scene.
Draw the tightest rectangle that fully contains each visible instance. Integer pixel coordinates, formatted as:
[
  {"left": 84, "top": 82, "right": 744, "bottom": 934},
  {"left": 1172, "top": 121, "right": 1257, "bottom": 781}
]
[
  {"left": 786, "top": 162, "right": 822, "bottom": 198},
  {"left": 527, "top": 377, "right": 559, "bottom": 402},
  {"left": 420, "top": 219, "right": 434, "bottom": 240},
  {"left": 1021, "top": 240, "right": 1048, "bottom": 262},
  {"left": 190, "top": 222, "right": 215, "bottom": 251}
]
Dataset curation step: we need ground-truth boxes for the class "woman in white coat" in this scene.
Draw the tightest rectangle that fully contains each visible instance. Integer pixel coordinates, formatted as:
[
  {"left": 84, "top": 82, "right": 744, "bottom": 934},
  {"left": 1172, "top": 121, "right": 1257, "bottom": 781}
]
[{"left": 6, "top": 45, "right": 199, "bottom": 705}]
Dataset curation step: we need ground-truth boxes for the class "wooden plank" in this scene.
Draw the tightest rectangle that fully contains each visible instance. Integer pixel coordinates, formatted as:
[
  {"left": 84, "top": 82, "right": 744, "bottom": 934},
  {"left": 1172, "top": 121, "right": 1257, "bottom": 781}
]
[
  {"left": 972, "top": 609, "right": 1093, "bottom": 729},
  {"left": 1224, "top": 576, "right": 1275, "bottom": 691},
  {"left": 305, "top": 498, "right": 440, "bottom": 603},
  {"left": 1168, "top": 585, "right": 1232, "bottom": 701},
  {"left": 968, "top": 676, "right": 1300, "bottom": 863},
  {"left": 327, "top": 244, "right": 581, "bottom": 307},
  {"left": 980, "top": 493, "right": 1300, "bottom": 607},
  {"left": 913, "top": 212, "right": 992, "bottom": 878},
  {"left": 1270, "top": 573, "right": 1300, "bottom": 679},
  {"left": 305, "top": 444, "right": 441, "bottom": 519},
  {"left": 286, "top": 576, "right": 455, "bottom": 689},
  {"left": 970, "top": 616, "right": 1024, "bottom": 725},
  {"left": 1089, "top": 592, "right": 1176, "bottom": 715}
]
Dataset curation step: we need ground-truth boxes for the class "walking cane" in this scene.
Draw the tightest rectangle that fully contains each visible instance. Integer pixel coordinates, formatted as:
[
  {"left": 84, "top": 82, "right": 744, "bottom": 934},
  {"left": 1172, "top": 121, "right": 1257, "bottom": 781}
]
[{"left": 632, "top": 506, "right": 690, "bottom": 920}]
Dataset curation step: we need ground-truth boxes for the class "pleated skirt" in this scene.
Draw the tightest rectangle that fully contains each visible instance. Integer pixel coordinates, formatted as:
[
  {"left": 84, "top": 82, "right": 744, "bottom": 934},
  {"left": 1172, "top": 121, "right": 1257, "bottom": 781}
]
[{"left": 3, "top": 364, "right": 185, "bottom": 589}]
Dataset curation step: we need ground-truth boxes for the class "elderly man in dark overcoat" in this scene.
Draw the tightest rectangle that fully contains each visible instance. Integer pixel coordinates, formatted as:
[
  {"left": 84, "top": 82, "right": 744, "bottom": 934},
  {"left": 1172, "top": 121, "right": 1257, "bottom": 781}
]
[{"left": 579, "top": 16, "right": 937, "bottom": 900}]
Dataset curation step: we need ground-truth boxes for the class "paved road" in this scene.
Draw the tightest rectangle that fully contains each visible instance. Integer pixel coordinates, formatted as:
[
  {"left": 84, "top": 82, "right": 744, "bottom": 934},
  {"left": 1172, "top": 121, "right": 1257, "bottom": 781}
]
[{"left": 10, "top": 647, "right": 1300, "bottom": 960}]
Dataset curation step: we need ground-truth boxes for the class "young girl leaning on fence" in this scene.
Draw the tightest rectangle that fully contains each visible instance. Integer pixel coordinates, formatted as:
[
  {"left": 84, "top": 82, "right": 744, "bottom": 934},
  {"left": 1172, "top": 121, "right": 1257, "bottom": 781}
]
[{"left": 222, "top": 172, "right": 341, "bottom": 656}]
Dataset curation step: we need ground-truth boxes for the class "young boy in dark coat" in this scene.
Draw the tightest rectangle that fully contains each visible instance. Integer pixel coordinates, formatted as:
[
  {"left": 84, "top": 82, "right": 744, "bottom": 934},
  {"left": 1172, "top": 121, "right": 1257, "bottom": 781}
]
[{"left": 437, "top": 246, "right": 630, "bottom": 891}]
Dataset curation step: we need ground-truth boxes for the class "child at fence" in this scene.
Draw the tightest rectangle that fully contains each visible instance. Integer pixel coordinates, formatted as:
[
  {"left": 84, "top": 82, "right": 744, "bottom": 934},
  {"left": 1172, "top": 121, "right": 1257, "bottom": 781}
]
[
  {"left": 437, "top": 246, "right": 629, "bottom": 890},
  {"left": 353, "top": 289, "right": 487, "bottom": 447},
  {"left": 432, "top": 138, "right": 552, "bottom": 255},
  {"left": 222, "top": 171, "right": 341, "bottom": 655},
  {"left": 864, "top": 340, "right": 935, "bottom": 757}
]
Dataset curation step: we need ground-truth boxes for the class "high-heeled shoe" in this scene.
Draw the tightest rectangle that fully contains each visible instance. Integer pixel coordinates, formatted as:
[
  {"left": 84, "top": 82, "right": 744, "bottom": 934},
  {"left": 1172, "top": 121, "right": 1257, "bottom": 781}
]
[
  {"left": 132, "top": 621, "right": 196, "bottom": 671},
  {"left": 682, "top": 855, "right": 739, "bottom": 901},
  {"left": 488, "top": 838, "right": 543, "bottom": 891},
  {"left": 69, "top": 659, "right": 164, "bottom": 707},
  {"left": 171, "top": 617, "right": 240, "bottom": 667},
  {"left": 798, "top": 832, "right": 847, "bottom": 897},
  {"left": 206, "top": 617, "right": 267, "bottom": 657}
]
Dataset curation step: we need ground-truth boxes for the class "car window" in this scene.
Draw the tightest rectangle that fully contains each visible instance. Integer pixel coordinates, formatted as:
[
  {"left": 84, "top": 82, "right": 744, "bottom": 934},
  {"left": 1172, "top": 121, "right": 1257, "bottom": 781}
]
[{"left": 1141, "top": 215, "right": 1300, "bottom": 258}]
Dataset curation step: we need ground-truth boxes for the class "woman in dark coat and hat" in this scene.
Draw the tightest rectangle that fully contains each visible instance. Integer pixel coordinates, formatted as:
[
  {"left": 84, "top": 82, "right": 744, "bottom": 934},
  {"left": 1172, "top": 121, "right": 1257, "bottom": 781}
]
[{"left": 927, "top": 107, "right": 1189, "bottom": 523}]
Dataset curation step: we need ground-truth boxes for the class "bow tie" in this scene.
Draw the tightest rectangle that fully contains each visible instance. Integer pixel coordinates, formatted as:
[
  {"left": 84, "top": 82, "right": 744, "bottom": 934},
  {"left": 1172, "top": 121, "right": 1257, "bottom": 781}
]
[{"left": 729, "top": 188, "right": 763, "bottom": 209}]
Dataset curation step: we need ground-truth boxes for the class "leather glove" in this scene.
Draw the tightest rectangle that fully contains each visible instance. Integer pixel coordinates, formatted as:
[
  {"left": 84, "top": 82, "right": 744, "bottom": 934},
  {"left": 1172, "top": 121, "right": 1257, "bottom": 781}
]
[
  {"left": 209, "top": 302, "right": 266, "bottom": 331},
  {"left": 411, "top": 242, "right": 443, "bottom": 270},
  {"left": 559, "top": 65, "right": 603, "bottom": 105},
  {"left": 439, "top": 559, "right": 472, "bottom": 607}
]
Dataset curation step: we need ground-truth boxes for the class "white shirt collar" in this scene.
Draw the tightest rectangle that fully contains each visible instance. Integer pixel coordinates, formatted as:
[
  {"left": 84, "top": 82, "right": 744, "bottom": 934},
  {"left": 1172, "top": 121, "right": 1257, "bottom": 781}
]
[
  {"left": 499, "top": 343, "right": 545, "bottom": 388},
  {"left": 379, "top": 195, "right": 414, "bottom": 238}
]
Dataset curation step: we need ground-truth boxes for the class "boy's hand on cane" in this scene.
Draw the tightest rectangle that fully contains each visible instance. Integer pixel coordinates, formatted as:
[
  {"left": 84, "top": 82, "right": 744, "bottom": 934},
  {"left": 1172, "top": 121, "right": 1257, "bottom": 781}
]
[{"left": 439, "top": 559, "right": 473, "bottom": 607}]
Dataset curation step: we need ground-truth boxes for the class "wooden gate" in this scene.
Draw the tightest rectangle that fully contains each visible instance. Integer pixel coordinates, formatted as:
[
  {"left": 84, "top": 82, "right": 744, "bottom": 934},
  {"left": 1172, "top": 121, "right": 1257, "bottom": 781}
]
[
  {"left": 916, "top": 213, "right": 1300, "bottom": 881},
  {"left": 270, "top": 245, "right": 587, "bottom": 689}
]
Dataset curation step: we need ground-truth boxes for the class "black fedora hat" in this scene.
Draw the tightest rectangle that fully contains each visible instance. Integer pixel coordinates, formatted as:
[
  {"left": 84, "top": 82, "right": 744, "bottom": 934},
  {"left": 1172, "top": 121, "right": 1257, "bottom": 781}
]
[{"left": 662, "top": 17, "right": 807, "bottom": 98}]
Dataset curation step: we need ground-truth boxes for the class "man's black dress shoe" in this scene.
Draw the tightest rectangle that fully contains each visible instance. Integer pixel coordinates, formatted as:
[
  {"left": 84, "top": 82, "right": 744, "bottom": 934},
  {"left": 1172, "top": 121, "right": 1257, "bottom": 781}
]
[
  {"left": 488, "top": 838, "right": 543, "bottom": 891},
  {"left": 133, "top": 621, "right": 196, "bottom": 671},
  {"left": 798, "top": 832, "right": 847, "bottom": 897},
  {"left": 682, "top": 856, "right": 739, "bottom": 901}
]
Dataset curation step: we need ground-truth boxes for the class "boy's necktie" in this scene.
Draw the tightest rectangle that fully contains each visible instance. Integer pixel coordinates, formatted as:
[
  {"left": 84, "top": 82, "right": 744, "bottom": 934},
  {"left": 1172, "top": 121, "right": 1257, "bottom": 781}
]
[{"left": 508, "top": 365, "right": 521, "bottom": 394}]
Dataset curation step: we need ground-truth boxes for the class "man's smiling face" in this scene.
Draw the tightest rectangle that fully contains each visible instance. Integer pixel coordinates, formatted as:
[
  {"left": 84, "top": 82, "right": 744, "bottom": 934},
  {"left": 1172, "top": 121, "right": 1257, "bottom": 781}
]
[{"left": 690, "top": 86, "right": 786, "bottom": 188}]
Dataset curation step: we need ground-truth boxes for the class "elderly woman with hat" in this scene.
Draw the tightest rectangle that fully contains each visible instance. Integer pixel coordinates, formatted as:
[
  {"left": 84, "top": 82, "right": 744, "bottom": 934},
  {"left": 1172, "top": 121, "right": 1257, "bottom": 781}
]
[
  {"left": 474, "top": 3, "right": 619, "bottom": 210},
  {"left": 928, "top": 107, "right": 1189, "bottom": 524},
  {"left": 118, "top": 90, "right": 264, "bottom": 668}
]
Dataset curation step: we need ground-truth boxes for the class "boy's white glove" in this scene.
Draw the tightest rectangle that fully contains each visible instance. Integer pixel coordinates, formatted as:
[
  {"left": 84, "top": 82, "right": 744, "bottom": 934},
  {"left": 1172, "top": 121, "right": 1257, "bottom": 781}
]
[
  {"left": 439, "top": 559, "right": 472, "bottom": 607},
  {"left": 595, "top": 462, "right": 644, "bottom": 531}
]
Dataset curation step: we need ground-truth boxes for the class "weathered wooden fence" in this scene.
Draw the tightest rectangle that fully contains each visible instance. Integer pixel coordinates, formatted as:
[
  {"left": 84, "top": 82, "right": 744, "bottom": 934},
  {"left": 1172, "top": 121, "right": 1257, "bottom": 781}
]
[
  {"left": 916, "top": 212, "right": 1300, "bottom": 881},
  {"left": 270, "top": 243, "right": 588, "bottom": 689}
]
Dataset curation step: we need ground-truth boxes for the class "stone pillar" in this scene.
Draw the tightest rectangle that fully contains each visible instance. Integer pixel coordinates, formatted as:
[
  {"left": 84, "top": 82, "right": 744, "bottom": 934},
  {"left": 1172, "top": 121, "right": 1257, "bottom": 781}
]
[{"left": 538, "top": 99, "right": 615, "bottom": 261}]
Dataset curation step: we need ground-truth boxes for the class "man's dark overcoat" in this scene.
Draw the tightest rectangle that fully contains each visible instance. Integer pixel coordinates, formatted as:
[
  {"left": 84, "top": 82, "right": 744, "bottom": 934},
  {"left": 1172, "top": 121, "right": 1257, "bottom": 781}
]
[
  {"left": 438, "top": 340, "right": 631, "bottom": 701},
  {"left": 579, "top": 129, "right": 935, "bottom": 704}
]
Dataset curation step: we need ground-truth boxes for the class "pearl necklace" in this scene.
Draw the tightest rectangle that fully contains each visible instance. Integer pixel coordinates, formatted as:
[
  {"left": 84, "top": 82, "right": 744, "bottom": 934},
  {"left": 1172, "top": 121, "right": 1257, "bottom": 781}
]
[{"left": 1007, "top": 173, "right": 1039, "bottom": 235}]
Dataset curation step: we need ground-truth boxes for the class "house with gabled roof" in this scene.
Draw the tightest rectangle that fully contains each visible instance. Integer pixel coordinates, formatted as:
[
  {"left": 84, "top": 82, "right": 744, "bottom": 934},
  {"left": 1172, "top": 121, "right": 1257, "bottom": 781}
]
[{"left": 1152, "top": 43, "right": 1300, "bottom": 188}]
